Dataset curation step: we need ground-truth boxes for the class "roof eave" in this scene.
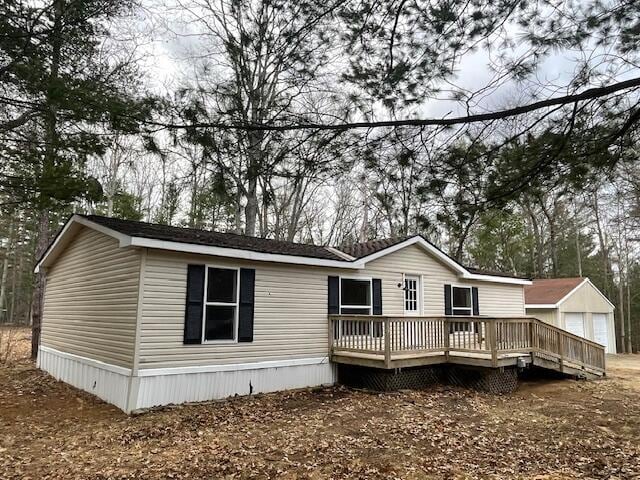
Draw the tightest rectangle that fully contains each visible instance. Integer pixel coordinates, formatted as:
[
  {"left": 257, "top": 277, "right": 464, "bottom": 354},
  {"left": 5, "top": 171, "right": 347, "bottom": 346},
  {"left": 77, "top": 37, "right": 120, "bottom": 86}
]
[
  {"left": 525, "top": 303, "right": 558, "bottom": 309},
  {"left": 34, "top": 215, "right": 131, "bottom": 273},
  {"left": 128, "top": 237, "right": 362, "bottom": 269},
  {"left": 462, "top": 272, "right": 532, "bottom": 285},
  {"left": 35, "top": 215, "right": 362, "bottom": 272},
  {"left": 356, "top": 235, "right": 531, "bottom": 285},
  {"left": 554, "top": 277, "right": 616, "bottom": 310}
]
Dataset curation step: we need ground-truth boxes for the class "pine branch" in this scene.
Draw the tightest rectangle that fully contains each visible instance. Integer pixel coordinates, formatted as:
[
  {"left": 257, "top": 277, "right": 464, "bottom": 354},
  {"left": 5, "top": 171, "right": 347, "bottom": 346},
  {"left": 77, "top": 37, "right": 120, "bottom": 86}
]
[{"left": 144, "top": 77, "right": 640, "bottom": 132}]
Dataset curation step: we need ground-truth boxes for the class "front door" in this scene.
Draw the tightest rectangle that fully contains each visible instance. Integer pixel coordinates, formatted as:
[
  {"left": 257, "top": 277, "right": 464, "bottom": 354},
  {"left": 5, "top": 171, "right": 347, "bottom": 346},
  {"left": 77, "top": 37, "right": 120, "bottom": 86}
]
[{"left": 404, "top": 275, "right": 420, "bottom": 314}]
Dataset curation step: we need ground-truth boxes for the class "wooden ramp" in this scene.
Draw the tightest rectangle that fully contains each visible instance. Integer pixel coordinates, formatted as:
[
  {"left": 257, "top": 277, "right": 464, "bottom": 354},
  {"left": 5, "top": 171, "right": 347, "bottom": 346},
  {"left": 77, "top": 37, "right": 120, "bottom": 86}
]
[{"left": 329, "top": 315, "right": 606, "bottom": 379}]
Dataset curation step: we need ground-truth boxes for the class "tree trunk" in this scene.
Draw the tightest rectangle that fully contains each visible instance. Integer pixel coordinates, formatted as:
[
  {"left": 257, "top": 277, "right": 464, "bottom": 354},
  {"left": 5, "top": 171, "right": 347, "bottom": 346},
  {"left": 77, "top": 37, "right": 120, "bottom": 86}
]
[
  {"left": 522, "top": 200, "right": 544, "bottom": 276},
  {"left": 540, "top": 203, "right": 559, "bottom": 276},
  {"left": 31, "top": 211, "right": 49, "bottom": 358},
  {"left": 234, "top": 186, "right": 243, "bottom": 234},
  {"left": 8, "top": 223, "right": 22, "bottom": 324},
  {"left": 245, "top": 182, "right": 259, "bottom": 236},
  {"left": 454, "top": 214, "right": 476, "bottom": 263},
  {"left": 244, "top": 130, "right": 264, "bottom": 237},
  {"left": 617, "top": 271, "right": 626, "bottom": 354},
  {"left": 575, "top": 223, "right": 582, "bottom": 277},
  {"left": 592, "top": 194, "right": 610, "bottom": 296},
  {"left": 626, "top": 277, "right": 633, "bottom": 353},
  {"left": 0, "top": 218, "right": 14, "bottom": 323},
  {"left": 31, "top": 0, "right": 62, "bottom": 357},
  {"left": 106, "top": 196, "right": 114, "bottom": 217}
]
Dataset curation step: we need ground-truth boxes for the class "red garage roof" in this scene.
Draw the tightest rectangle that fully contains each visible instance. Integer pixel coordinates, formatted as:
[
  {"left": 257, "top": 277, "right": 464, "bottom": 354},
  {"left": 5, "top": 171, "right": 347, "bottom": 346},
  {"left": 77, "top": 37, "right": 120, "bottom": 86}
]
[{"left": 525, "top": 277, "right": 585, "bottom": 305}]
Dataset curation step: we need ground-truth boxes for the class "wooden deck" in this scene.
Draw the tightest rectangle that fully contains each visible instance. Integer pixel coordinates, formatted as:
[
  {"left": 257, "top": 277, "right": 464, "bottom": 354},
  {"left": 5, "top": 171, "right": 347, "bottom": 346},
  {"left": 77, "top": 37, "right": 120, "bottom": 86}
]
[{"left": 329, "top": 315, "right": 606, "bottom": 378}]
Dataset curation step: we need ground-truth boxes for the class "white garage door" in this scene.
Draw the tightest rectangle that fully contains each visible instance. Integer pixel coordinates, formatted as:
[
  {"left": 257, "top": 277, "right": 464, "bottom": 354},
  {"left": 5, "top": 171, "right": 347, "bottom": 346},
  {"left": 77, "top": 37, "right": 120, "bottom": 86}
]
[
  {"left": 593, "top": 313, "right": 610, "bottom": 353},
  {"left": 565, "top": 313, "right": 585, "bottom": 338}
]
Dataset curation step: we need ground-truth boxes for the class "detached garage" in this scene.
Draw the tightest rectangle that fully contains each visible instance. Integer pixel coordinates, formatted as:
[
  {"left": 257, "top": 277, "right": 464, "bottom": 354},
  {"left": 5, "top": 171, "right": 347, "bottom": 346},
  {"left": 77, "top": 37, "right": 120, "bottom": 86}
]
[{"left": 525, "top": 277, "right": 616, "bottom": 353}]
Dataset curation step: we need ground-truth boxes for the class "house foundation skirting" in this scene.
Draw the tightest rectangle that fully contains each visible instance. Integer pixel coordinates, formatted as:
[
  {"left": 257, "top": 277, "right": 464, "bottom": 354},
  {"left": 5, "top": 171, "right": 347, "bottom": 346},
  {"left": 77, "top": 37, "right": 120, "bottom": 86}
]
[
  {"left": 38, "top": 346, "right": 132, "bottom": 411},
  {"left": 38, "top": 346, "right": 337, "bottom": 413}
]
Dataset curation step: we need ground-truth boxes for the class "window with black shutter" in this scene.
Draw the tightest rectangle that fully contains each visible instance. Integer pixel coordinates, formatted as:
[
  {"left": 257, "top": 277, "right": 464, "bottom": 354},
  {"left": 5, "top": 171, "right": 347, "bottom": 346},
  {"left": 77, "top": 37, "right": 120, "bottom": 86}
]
[
  {"left": 452, "top": 286, "right": 472, "bottom": 316},
  {"left": 447, "top": 285, "right": 474, "bottom": 333},
  {"left": 340, "top": 278, "right": 372, "bottom": 314},
  {"left": 203, "top": 267, "right": 239, "bottom": 341}
]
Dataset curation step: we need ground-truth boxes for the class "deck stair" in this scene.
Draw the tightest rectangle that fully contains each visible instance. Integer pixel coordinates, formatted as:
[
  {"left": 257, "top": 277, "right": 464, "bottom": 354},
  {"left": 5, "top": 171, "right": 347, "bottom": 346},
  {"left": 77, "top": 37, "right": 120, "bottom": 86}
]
[{"left": 329, "top": 315, "right": 606, "bottom": 379}]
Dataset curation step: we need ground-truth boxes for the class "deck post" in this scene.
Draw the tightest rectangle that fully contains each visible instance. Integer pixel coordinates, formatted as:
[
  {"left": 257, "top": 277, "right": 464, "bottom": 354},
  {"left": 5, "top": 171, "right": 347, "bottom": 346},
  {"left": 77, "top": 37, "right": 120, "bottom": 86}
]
[
  {"left": 557, "top": 330, "right": 564, "bottom": 372},
  {"left": 529, "top": 319, "right": 537, "bottom": 363},
  {"left": 384, "top": 317, "right": 391, "bottom": 368},
  {"left": 444, "top": 318, "right": 450, "bottom": 361},
  {"left": 488, "top": 320, "right": 498, "bottom": 367},
  {"left": 328, "top": 316, "right": 333, "bottom": 357},
  {"left": 580, "top": 340, "right": 586, "bottom": 368},
  {"left": 529, "top": 320, "right": 536, "bottom": 350}
]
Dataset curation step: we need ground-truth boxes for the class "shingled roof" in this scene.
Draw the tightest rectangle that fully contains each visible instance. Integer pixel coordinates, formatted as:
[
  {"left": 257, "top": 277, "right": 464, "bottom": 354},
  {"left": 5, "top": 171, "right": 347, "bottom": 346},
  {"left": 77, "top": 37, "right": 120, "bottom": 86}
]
[
  {"left": 81, "top": 215, "right": 345, "bottom": 261},
  {"left": 37, "top": 215, "right": 530, "bottom": 284},
  {"left": 525, "top": 277, "right": 586, "bottom": 305},
  {"left": 339, "top": 237, "right": 410, "bottom": 259}
]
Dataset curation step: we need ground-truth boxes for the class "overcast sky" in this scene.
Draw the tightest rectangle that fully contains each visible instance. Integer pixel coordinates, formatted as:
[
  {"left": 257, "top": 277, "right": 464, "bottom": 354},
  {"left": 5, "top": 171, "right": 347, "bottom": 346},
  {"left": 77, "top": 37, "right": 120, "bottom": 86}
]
[{"left": 127, "top": 1, "right": 636, "bottom": 126}]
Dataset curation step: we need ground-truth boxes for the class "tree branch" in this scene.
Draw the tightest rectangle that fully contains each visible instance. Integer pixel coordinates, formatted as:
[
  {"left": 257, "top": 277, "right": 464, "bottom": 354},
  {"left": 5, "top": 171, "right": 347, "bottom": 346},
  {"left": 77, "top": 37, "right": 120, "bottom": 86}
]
[{"left": 145, "top": 77, "right": 640, "bottom": 132}]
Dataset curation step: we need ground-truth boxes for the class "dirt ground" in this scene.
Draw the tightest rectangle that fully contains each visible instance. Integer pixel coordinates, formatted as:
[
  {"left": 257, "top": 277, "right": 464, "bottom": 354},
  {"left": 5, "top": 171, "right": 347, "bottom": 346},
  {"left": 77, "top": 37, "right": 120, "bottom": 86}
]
[{"left": 1, "top": 326, "right": 640, "bottom": 479}]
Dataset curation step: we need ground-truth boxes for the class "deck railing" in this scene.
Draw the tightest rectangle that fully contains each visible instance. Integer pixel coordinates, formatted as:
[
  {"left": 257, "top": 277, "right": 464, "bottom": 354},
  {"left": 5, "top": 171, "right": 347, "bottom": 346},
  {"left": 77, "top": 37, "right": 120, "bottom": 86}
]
[{"left": 329, "top": 315, "right": 606, "bottom": 374}]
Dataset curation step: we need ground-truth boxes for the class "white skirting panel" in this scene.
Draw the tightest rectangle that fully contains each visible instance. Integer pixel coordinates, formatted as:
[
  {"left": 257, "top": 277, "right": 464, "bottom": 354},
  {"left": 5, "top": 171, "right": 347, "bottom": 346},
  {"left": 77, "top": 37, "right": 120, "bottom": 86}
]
[
  {"left": 37, "top": 346, "right": 336, "bottom": 413},
  {"left": 38, "top": 346, "right": 131, "bottom": 412},
  {"left": 134, "top": 361, "right": 336, "bottom": 411}
]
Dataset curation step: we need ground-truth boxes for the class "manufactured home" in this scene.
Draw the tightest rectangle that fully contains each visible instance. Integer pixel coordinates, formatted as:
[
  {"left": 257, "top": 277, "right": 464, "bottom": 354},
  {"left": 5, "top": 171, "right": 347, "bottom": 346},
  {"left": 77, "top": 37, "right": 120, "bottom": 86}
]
[
  {"left": 35, "top": 215, "right": 606, "bottom": 413},
  {"left": 525, "top": 277, "right": 616, "bottom": 353}
]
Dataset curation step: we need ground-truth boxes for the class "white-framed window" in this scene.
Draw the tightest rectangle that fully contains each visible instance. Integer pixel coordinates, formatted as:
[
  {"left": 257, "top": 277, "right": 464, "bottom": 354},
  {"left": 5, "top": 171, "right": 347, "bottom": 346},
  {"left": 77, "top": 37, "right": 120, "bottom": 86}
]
[
  {"left": 404, "top": 275, "right": 421, "bottom": 314},
  {"left": 202, "top": 266, "right": 239, "bottom": 342},
  {"left": 339, "top": 277, "right": 372, "bottom": 314},
  {"left": 451, "top": 285, "right": 472, "bottom": 316}
]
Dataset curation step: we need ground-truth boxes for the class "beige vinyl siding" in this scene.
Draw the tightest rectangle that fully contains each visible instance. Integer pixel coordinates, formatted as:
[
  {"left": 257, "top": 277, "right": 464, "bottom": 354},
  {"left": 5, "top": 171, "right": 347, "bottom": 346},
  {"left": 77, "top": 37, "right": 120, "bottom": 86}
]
[
  {"left": 526, "top": 308, "right": 557, "bottom": 325},
  {"left": 41, "top": 227, "right": 141, "bottom": 368},
  {"left": 138, "top": 244, "right": 525, "bottom": 369},
  {"left": 558, "top": 281, "right": 614, "bottom": 316},
  {"left": 361, "top": 244, "right": 526, "bottom": 317},
  {"left": 138, "top": 250, "right": 344, "bottom": 369}
]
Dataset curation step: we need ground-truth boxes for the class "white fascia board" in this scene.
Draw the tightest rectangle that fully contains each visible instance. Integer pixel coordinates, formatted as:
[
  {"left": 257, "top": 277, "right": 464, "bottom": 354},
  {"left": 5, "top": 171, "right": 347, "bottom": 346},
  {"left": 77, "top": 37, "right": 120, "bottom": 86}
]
[
  {"left": 586, "top": 278, "right": 616, "bottom": 309},
  {"left": 553, "top": 278, "right": 590, "bottom": 308},
  {"left": 357, "top": 236, "right": 531, "bottom": 285},
  {"left": 525, "top": 304, "right": 558, "bottom": 309},
  {"left": 461, "top": 272, "right": 532, "bottom": 285},
  {"left": 129, "top": 237, "right": 362, "bottom": 269},
  {"left": 359, "top": 236, "right": 468, "bottom": 275},
  {"left": 325, "top": 246, "right": 356, "bottom": 261},
  {"left": 73, "top": 215, "right": 132, "bottom": 246},
  {"left": 555, "top": 277, "right": 616, "bottom": 310},
  {"left": 34, "top": 215, "right": 132, "bottom": 273},
  {"left": 34, "top": 220, "right": 75, "bottom": 273}
]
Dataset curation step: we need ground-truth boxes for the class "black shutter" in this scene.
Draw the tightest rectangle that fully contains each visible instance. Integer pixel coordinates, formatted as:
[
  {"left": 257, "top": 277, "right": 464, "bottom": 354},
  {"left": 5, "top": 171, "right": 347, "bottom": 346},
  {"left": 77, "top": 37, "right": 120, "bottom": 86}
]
[
  {"left": 372, "top": 279, "right": 383, "bottom": 315},
  {"left": 238, "top": 268, "right": 255, "bottom": 342},
  {"left": 184, "top": 264, "right": 205, "bottom": 344},
  {"left": 472, "top": 287, "right": 479, "bottom": 316},
  {"left": 444, "top": 284, "right": 452, "bottom": 315},
  {"left": 328, "top": 276, "right": 340, "bottom": 314},
  {"left": 372, "top": 278, "right": 383, "bottom": 337}
]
